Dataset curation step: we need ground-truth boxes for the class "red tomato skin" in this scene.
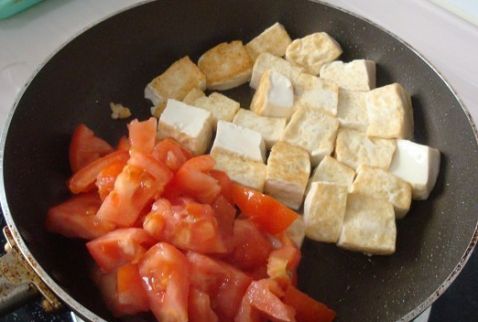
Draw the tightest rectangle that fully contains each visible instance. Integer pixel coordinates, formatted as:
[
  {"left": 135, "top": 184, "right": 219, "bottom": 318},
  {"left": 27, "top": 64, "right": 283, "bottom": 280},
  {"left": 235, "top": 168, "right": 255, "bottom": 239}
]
[
  {"left": 187, "top": 251, "right": 252, "bottom": 321},
  {"left": 116, "top": 263, "right": 150, "bottom": 315},
  {"left": 128, "top": 118, "right": 157, "bottom": 154},
  {"left": 211, "top": 195, "right": 236, "bottom": 251},
  {"left": 188, "top": 288, "right": 219, "bottom": 322},
  {"left": 174, "top": 155, "right": 221, "bottom": 204},
  {"left": 96, "top": 160, "right": 127, "bottom": 201},
  {"left": 231, "top": 184, "right": 299, "bottom": 234},
  {"left": 226, "top": 219, "right": 273, "bottom": 271},
  {"left": 209, "top": 170, "right": 234, "bottom": 203},
  {"left": 69, "top": 124, "right": 113, "bottom": 173},
  {"left": 45, "top": 192, "right": 114, "bottom": 239},
  {"left": 86, "top": 228, "right": 156, "bottom": 273},
  {"left": 152, "top": 138, "right": 192, "bottom": 171},
  {"left": 283, "top": 285, "right": 336, "bottom": 322},
  {"left": 139, "top": 243, "right": 190, "bottom": 322},
  {"left": 68, "top": 150, "right": 129, "bottom": 194}
]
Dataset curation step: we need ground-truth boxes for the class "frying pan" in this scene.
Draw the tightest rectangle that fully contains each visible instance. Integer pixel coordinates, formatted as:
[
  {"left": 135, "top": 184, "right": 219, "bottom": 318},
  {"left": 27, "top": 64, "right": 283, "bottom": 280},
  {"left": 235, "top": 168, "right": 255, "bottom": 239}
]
[{"left": 1, "top": 0, "right": 477, "bottom": 321}]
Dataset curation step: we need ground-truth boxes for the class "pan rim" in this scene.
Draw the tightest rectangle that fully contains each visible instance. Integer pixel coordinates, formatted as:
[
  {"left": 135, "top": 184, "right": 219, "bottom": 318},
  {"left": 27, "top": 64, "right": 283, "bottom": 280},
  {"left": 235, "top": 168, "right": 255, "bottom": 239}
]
[{"left": 1, "top": 0, "right": 477, "bottom": 321}]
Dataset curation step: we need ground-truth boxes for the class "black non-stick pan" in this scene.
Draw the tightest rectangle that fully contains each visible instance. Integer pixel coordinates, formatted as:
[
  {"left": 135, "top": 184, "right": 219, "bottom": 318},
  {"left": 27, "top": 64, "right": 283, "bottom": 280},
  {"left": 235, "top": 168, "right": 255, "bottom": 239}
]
[{"left": 1, "top": 1, "right": 477, "bottom": 321}]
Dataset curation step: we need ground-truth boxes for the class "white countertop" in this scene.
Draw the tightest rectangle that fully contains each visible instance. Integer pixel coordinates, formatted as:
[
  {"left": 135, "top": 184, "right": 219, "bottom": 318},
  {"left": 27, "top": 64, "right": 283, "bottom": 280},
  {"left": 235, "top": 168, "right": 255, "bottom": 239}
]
[{"left": 1, "top": 1, "right": 478, "bottom": 321}]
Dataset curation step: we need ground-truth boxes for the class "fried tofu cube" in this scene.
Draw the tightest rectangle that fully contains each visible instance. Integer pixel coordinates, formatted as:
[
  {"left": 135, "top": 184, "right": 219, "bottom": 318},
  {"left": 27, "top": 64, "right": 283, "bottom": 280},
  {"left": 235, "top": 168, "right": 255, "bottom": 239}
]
[
  {"left": 304, "top": 182, "right": 348, "bottom": 243},
  {"left": 337, "top": 193, "right": 396, "bottom": 255},
  {"left": 233, "top": 108, "right": 286, "bottom": 149},
  {"left": 389, "top": 140, "right": 441, "bottom": 200},
  {"left": 211, "top": 149, "right": 266, "bottom": 192},
  {"left": 351, "top": 165, "right": 412, "bottom": 219},
  {"left": 198, "top": 41, "right": 253, "bottom": 90},
  {"left": 250, "top": 70, "right": 294, "bottom": 118},
  {"left": 285, "top": 32, "right": 342, "bottom": 75},
  {"left": 194, "top": 92, "right": 240, "bottom": 128},
  {"left": 320, "top": 59, "right": 376, "bottom": 91},
  {"left": 282, "top": 106, "right": 339, "bottom": 166},
  {"left": 366, "top": 83, "right": 414, "bottom": 139},
  {"left": 150, "top": 101, "right": 167, "bottom": 118},
  {"left": 182, "top": 88, "right": 205, "bottom": 105},
  {"left": 246, "top": 22, "right": 292, "bottom": 61},
  {"left": 310, "top": 155, "right": 355, "bottom": 189},
  {"left": 250, "top": 53, "right": 304, "bottom": 89},
  {"left": 158, "top": 99, "right": 213, "bottom": 155},
  {"left": 264, "top": 142, "right": 310, "bottom": 210},
  {"left": 286, "top": 216, "right": 306, "bottom": 248},
  {"left": 294, "top": 73, "right": 339, "bottom": 116},
  {"left": 211, "top": 121, "right": 266, "bottom": 163},
  {"left": 335, "top": 128, "right": 396, "bottom": 170},
  {"left": 145, "top": 56, "right": 206, "bottom": 106},
  {"left": 337, "top": 89, "right": 368, "bottom": 131}
]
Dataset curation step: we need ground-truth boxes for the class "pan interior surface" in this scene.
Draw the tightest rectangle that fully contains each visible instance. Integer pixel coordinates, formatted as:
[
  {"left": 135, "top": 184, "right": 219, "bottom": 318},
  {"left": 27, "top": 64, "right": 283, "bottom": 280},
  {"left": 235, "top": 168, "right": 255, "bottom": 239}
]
[{"left": 2, "top": 0, "right": 478, "bottom": 321}]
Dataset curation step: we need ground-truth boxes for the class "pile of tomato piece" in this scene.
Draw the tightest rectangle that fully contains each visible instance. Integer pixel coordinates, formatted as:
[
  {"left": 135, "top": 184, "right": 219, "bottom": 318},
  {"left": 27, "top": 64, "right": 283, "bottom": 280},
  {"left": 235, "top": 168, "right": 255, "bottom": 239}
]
[{"left": 45, "top": 118, "right": 335, "bottom": 322}]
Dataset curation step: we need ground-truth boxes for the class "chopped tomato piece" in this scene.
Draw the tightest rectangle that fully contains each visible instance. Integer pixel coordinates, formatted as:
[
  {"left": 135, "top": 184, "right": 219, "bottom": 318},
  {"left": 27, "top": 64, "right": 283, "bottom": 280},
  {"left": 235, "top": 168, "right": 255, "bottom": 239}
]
[
  {"left": 211, "top": 195, "right": 236, "bottom": 251},
  {"left": 128, "top": 151, "right": 173, "bottom": 184},
  {"left": 45, "top": 193, "right": 114, "bottom": 239},
  {"left": 227, "top": 219, "right": 272, "bottom": 271},
  {"left": 69, "top": 124, "right": 113, "bottom": 173},
  {"left": 128, "top": 118, "right": 157, "bottom": 154},
  {"left": 267, "top": 246, "right": 301, "bottom": 286},
  {"left": 189, "top": 288, "right": 218, "bottom": 322},
  {"left": 283, "top": 285, "right": 336, "bottom": 322},
  {"left": 96, "top": 160, "right": 127, "bottom": 200},
  {"left": 143, "top": 198, "right": 227, "bottom": 253},
  {"left": 152, "top": 138, "right": 192, "bottom": 171},
  {"left": 209, "top": 170, "right": 234, "bottom": 203},
  {"left": 187, "top": 251, "right": 252, "bottom": 321},
  {"left": 139, "top": 243, "right": 190, "bottom": 322},
  {"left": 116, "top": 263, "right": 149, "bottom": 315},
  {"left": 174, "top": 155, "right": 221, "bottom": 204},
  {"left": 68, "top": 150, "right": 129, "bottom": 194},
  {"left": 241, "top": 279, "right": 295, "bottom": 322},
  {"left": 232, "top": 184, "right": 299, "bottom": 234},
  {"left": 116, "top": 136, "right": 130, "bottom": 151},
  {"left": 86, "top": 228, "right": 156, "bottom": 273}
]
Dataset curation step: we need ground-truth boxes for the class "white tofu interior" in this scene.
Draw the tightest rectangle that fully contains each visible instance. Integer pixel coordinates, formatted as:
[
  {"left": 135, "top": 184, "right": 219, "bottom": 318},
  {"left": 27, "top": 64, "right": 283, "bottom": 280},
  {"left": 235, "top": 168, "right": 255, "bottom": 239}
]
[
  {"left": 294, "top": 73, "right": 339, "bottom": 116},
  {"left": 320, "top": 59, "right": 376, "bottom": 91},
  {"left": 250, "top": 52, "right": 303, "bottom": 89},
  {"left": 337, "top": 89, "right": 368, "bottom": 131},
  {"left": 389, "top": 140, "right": 441, "bottom": 200}
]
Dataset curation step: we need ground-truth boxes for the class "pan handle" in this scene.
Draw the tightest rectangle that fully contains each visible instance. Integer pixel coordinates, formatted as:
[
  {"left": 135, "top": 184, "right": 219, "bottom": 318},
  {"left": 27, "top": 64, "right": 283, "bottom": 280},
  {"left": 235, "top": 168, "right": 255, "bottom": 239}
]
[{"left": 0, "top": 226, "right": 62, "bottom": 315}]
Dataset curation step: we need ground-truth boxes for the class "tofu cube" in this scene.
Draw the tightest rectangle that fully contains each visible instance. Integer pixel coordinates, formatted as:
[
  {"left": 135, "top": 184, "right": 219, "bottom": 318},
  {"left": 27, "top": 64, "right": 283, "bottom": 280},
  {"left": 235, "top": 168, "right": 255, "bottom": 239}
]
[
  {"left": 351, "top": 165, "right": 412, "bottom": 219},
  {"left": 150, "top": 101, "right": 167, "bottom": 118},
  {"left": 366, "top": 83, "right": 414, "bottom": 139},
  {"left": 158, "top": 99, "right": 213, "bottom": 155},
  {"left": 320, "top": 59, "right": 376, "bottom": 91},
  {"left": 145, "top": 56, "right": 206, "bottom": 106},
  {"left": 304, "top": 182, "right": 348, "bottom": 243},
  {"left": 294, "top": 73, "right": 339, "bottom": 116},
  {"left": 335, "top": 128, "right": 396, "bottom": 170},
  {"left": 233, "top": 108, "right": 286, "bottom": 149},
  {"left": 310, "top": 155, "right": 355, "bottom": 189},
  {"left": 194, "top": 92, "right": 240, "bottom": 128},
  {"left": 337, "top": 89, "right": 368, "bottom": 131},
  {"left": 285, "top": 32, "right": 342, "bottom": 75},
  {"left": 282, "top": 106, "right": 339, "bottom": 166},
  {"left": 211, "top": 149, "right": 266, "bottom": 192},
  {"left": 246, "top": 22, "right": 292, "bottom": 61},
  {"left": 337, "top": 193, "right": 396, "bottom": 255},
  {"left": 250, "top": 70, "right": 294, "bottom": 118},
  {"left": 389, "top": 140, "right": 441, "bottom": 200},
  {"left": 286, "top": 216, "right": 306, "bottom": 248},
  {"left": 250, "top": 53, "right": 303, "bottom": 89},
  {"left": 211, "top": 121, "right": 266, "bottom": 163},
  {"left": 198, "top": 41, "right": 253, "bottom": 91},
  {"left": 265, "top": 142, "right": 311, "bottom": 210},
  {"left": 182, "top": 88, "right": 205, "bottom": 105}
]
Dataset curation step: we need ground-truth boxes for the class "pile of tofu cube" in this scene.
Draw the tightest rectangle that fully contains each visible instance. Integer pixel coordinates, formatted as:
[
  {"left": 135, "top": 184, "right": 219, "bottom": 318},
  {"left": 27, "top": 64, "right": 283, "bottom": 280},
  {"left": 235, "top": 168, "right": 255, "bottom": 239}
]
[{"left": 144, "top": 23, "right": 441, "bottom": 256}]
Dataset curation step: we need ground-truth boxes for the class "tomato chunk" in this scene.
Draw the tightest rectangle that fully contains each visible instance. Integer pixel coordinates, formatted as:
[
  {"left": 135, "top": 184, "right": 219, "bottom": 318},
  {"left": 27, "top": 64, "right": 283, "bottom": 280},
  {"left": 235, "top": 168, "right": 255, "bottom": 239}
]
[
  {"left": 209, "top": 170, "right": 234, "bottom": 203},
  {"left": 69, "top": 150, "right": 129, "bottom": 194},
  {"left": 267, "top": 246, "right": 301, "bottom": 286},
  {"left": 116, "top": 263, "right": 149, "bottom": 315},
  {"left": 187, "top": 251, "right": 252, "bottom": 321},
  {"left": 87, "top": 228, "right": 156, "bottom": 273},
  {"left": 128, "top": 118, "right": 157, "bottom": 154},
  {"left": 152, "top": 138, "right": 192, "bottom": 171},
  {"left": 174, "top": 155, "right": 221, "bottom": 204},
  {"left": 45, "top": 193, "right": 114, "bottom": 239},
  {"left": 96, "top": 160, "right": 127, "bottom": 201},
  {"left": 283, "top": 285, "right": 336, "bottom": 322},
  {"left": 232, "top": 184, "right": 299, "bottom": 234},
  {"left": 189, "top": 288, "right": 219, "bottom": 322},
  {"left": 116, "top": 136, "right": 130, "bottom": 151},
  {"left": 140, "top": 243, "right": 190, "bottom": 322},
  {"left": 69, "top": 124, "right": 113, "bottom": 173}
]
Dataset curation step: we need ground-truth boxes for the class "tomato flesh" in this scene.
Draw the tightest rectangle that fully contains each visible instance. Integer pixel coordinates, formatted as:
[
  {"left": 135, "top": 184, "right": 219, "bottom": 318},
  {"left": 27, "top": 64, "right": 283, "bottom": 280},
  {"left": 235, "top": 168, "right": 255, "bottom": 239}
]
[
  {"left": 96, "top": 160, "right": 127, "bottom": 201},
  {"left": 128, "top": 118, "right": 157, "bottom": 154},
  {"left": 189, "top": 288, "right": 219, "bottom": 322},
  {"left": 267, "top": 246, "right": 301, "bottom": 286},
  {"left": 116, "top": 263, "right": 150, "bottom": 315},
  {"left": 283, "top": 284, "right": 336, "bottom": 322},
  {"left": 152, "top": 138, "right": 192, "bottom": 171}
]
